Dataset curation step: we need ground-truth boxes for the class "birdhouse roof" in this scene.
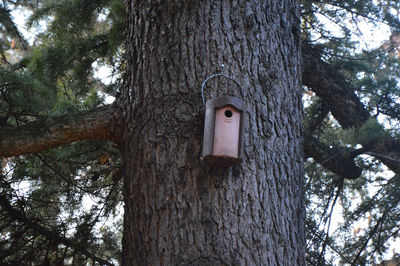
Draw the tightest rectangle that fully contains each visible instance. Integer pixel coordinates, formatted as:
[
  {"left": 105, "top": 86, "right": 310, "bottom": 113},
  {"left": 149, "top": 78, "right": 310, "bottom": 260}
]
[{"left": 206, "top": 96, "right": 244, "bottom": 111}]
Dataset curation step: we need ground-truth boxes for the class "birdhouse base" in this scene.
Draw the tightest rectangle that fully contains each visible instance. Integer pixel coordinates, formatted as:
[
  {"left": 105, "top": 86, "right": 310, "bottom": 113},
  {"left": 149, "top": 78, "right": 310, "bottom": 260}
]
[{"left": 202, "top": 155, "right": 242, "bottom": 167}]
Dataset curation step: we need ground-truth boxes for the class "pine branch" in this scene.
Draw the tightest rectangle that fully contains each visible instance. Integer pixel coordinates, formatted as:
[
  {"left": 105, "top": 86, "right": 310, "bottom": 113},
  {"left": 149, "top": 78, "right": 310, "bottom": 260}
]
[
  {"left": 306, "top": 177, "right": 342, "bottom": 250},
  {"left": 304, "top": 134, "right": 362, "bottom": 179},
  {"left": 302, "top": 43, "right": 400, "bottom": 174},
  {"left": 317, "top": 178, "right": 344, "bottom": 265},
  {"left": 350, "top": 210, "right": 389, "bottom": 266},
  {"left": 302, "top": 42, "right": 370, "bottom": 129},
  {"left": 306, "top": 101, "right": 330, "bottom": 133},
  {"left": 352, "top": 138, "right": 400, "bottom": 173},
  {"left": 0, "top": 194, "right": 114, "bottom": 266},
  {"left": 35, "top": 154, "right": 108, "bottom": 196},
  {"left": 0, "top": 6, "right": 29, "bottom": 50},
  {"left": 0, "top": 105, "right": 120, "bottom": 158}
]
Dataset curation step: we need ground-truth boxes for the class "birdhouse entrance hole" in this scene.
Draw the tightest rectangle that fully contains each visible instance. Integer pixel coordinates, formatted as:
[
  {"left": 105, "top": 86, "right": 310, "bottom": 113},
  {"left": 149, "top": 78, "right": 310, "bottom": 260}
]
[{"left": 225, "top": 109, "right": 233, "bottom": 118}]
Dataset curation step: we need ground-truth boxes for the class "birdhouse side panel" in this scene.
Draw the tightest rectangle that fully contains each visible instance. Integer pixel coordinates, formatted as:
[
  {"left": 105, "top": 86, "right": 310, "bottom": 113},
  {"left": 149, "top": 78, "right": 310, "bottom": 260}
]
[{"left": 202, "top": 102, "right": 216, "bottom": 158}]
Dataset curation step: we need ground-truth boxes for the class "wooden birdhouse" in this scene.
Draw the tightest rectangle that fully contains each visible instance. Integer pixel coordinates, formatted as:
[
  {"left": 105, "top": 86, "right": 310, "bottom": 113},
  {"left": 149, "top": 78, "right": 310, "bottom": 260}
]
[{"left": 202, "top": 96, "right": 246, "bottom": 167}]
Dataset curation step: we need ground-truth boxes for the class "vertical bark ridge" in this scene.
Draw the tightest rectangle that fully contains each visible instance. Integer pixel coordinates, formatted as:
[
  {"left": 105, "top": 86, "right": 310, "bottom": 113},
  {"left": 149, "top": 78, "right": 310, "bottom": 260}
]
[{"left": 121, "top": 1, "right": 304, "bottom": 265}]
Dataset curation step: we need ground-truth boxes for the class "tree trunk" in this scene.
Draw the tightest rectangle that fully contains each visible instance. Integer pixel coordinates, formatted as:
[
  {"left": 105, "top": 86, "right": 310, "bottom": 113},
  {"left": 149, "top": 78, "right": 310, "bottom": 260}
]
[{"left": 120, "top": 1, "right": 304, "bottom": 265}]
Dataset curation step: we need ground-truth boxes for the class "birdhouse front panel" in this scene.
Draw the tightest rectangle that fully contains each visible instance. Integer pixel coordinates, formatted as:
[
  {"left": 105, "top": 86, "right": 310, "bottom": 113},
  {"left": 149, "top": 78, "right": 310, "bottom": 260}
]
[{"left": 213, "top": 105, "right": 240, "bottom": 158}]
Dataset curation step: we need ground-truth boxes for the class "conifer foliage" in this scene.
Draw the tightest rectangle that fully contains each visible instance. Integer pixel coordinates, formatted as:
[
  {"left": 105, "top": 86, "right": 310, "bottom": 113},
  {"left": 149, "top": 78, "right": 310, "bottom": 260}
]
[
  {"left": 0, "top": 0, "right": 124, "bottom": 264},
  {"left": 0, "top": 0, "right": 399, "bottom": 265},
  {"left": 302, "top": 0, "right": 400, "bottom": 264}
]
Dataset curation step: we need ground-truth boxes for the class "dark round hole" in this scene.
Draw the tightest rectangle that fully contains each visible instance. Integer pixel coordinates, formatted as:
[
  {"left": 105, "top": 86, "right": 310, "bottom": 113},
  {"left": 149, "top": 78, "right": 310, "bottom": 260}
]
[{"left": 225, "top": 109, "right": 233, "bottom": 118}]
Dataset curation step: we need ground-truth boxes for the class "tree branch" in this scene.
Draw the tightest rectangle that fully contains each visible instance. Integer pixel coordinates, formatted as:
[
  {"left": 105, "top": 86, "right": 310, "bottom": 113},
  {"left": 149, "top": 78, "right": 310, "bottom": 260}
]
[
  {"left": 302, "top": 43, "right": 400, "bottom": 174},
  {"left": 364, "top": 138, "right": 400, "bottom": 173},
  {"left": 350, "top": 209, "right": 389, "bottom": 266},
  {"left": 304, "top": 134, "right": 362, "bottom": 179},
  {"left": 0, "top": 105, "right": 120, "bottom": 158},
  {"left": 317, "top": 177, "right": 344, "bottom": 265},
  {"left": 0, "top": 6, "right": 29, "bottom": 50},
  {"left": 0, "top": 194, "right": 114, "bottom": 265},
  {"left": 306, "top": 101, "right": 330, "bottom": 133},
  {"left": 302, "top": 42, "right": 370, "bottom": 129}
]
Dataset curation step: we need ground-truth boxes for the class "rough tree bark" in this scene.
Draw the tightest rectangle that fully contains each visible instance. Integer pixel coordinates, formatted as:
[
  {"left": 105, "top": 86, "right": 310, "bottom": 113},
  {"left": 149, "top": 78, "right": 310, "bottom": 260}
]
[{"left": 120, "top": 1, "right": 304, "bottom": 265}]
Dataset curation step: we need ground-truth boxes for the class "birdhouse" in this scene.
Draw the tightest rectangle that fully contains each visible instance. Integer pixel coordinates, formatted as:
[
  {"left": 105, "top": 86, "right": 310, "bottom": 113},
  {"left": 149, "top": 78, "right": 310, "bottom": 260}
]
[{"left": 202, "top": 96, "right": 246, "bottom": 167}]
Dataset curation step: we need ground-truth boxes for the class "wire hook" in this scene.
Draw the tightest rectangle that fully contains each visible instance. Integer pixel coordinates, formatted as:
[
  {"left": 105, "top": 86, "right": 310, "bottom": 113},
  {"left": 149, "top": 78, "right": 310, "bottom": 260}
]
[{"left": 200, "top": 67, "right": 245, "bottom": 106}]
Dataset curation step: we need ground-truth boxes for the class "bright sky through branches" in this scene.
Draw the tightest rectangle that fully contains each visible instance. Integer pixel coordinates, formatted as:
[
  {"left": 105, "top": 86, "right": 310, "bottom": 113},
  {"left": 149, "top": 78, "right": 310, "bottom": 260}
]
[
  {"left": 11, "top": 7, "right": 116, "bottom": 104},
  {"left": 311, "top": 8, "right": 400, "bottom": 262}
]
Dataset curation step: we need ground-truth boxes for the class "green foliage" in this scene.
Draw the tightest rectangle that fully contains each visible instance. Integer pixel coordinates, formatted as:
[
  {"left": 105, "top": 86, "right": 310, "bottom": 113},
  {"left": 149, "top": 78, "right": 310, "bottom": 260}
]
[
  {"left": 1, "top": 140, "right": 122, "bottom": 264},
  {"left": 341, "top": 118, "right": 390, "bottom": 146},
  {"left": 0, "top": 0, "right": 124, "bottom": 264},
  {"left": 303, "top": 0, "right": 400, "bottom": 264}
]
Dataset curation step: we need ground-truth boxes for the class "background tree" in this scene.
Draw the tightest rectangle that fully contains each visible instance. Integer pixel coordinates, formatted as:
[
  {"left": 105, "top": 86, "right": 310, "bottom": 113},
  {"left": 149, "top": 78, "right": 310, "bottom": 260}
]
[
  {"left": 0, "top": 0, "right": 400, "bottom": 265},
  {"left": 301, "top": 1, "right": 400, "bottom": 264}
]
